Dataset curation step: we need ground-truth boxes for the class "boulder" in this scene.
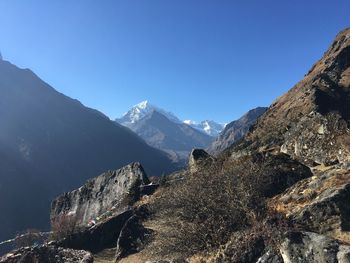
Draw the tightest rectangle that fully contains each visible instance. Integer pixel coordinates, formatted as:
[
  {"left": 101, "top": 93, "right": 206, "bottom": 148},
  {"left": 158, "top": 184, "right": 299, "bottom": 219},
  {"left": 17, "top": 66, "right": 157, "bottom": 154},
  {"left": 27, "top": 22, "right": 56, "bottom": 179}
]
[
  {"left": 51, "top": 162, "right": 150, "bottom": 228},
  {"left": 256, "top": 231, "right": 350, "bottom": 263},
  {"left": 188, "top": 149, "right": 214, "bottom": 173},
  {"left": 270, "top": 167, "right": 350, "bottom": 242},
  {"left": 279, "top": 231, "right": 350, "bottom": 263},
  {"left": 0, "top": 244, "right": 93, "bottom": 263},
  {"left": 58, "top": 210, "right": 133, "bottom": 253},
  {"left": 115, "top": 215, "right": 153, "bottom": 261}
]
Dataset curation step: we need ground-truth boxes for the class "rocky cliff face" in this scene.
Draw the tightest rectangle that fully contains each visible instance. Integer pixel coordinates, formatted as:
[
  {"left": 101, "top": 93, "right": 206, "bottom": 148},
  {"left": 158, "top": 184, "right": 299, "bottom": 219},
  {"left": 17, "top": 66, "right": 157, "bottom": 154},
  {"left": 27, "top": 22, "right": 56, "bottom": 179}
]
[
  {"left": 232, "top": 28, "right": 350, "bottom": 166},
  {"left": 51, "top": 162, "right": 149, "bottom": 227},
  {"left": 208, "top": 107, "right": 267, "bottom": 155}
]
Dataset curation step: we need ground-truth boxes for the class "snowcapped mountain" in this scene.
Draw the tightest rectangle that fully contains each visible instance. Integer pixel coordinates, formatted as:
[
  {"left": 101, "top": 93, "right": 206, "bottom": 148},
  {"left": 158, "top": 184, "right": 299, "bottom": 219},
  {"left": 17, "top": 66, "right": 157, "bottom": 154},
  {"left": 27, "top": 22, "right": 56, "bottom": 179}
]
[
  {"left": 184, "top": 120, "right": 226, "bottom": 137},
  {"left": 117, "top": 101, "right": 226, "bottom": 137},
  {"left": 117, "top": 100, "right": 181, "bottom": 127},
  {"left": 116, "top": 101, "right": 218, "bottom": 162}
]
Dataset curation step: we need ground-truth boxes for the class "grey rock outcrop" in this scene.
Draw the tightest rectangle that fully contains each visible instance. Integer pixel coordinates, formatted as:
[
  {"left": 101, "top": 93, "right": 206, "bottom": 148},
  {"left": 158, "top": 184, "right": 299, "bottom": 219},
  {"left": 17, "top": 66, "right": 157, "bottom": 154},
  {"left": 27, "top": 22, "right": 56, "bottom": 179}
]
[
  {"left": 51, "top": 162, "right": 150, "bottom": 227},
  {"left": 188, "top": 149, "right": 214, "bottom": 173},
  {"left": 279, "top": 231, "right": 350, "bottom": 263},
  {"left": 270, "top": 167, "right": 350, "bottom": 241},
  {"left": 280, "top": 111, "right": 349, "bottom": 166},
  {"left": 115, "top": 215, "right": 153, "bottom": 261},
  {"left": 215, "top": 231, "right": 350, "bottom": 263},
  {"left": 58, "top": 210, "right": 133, "bottom": 253},
  {"left": 0, "top": 244, "right": 93, "bottom": 263}
]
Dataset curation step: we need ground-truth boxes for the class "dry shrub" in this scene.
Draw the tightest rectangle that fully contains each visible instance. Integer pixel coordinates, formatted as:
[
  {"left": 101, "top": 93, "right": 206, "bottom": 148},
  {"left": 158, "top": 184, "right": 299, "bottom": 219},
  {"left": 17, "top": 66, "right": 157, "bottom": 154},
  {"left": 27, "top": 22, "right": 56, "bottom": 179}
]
[
  {"left": 50, "top": 214, "right": 78, "bottom": 241},
  {"left": 212, "top": 212, "right": 293, "bottom": 263},
  {"left": 147, "top": 161, "right": 268, "bottom": 258},
  {"left": 146, "top": 153, "right": 304, "bottom": 259}
]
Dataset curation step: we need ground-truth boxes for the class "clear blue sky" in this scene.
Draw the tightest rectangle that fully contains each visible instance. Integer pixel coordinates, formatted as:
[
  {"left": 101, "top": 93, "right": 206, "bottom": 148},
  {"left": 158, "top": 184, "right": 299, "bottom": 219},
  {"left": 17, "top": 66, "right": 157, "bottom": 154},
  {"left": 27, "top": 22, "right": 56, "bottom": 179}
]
[{"left": 0, "top": 0, "right": 349, "bottom": 123}]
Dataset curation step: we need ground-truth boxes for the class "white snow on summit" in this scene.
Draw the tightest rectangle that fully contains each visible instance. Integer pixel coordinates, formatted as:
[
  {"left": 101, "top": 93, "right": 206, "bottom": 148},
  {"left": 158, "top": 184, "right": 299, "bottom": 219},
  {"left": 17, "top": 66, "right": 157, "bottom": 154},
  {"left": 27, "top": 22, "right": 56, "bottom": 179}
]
[
  {"left": 117, "top": 101, "right": 225, "bottom": 137},
  {"left": 117, "top": 100, "right": 181, "bottom": 126},
  {"left": 185, "top": 120, "right": 226, "bottom": 137}
]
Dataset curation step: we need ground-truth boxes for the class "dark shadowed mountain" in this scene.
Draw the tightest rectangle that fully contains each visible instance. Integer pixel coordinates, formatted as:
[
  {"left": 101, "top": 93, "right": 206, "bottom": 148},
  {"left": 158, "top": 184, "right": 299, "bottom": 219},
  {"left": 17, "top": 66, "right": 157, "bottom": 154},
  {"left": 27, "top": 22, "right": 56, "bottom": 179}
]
[
  {"left": 0, "top": 57, "right": 177, "bottom": 244},
  {"left": 117, "top": 109, "right": 213, "bottom": 161},
  {"left": 208, "top": 107, "right": 267, "bottom": 154}
]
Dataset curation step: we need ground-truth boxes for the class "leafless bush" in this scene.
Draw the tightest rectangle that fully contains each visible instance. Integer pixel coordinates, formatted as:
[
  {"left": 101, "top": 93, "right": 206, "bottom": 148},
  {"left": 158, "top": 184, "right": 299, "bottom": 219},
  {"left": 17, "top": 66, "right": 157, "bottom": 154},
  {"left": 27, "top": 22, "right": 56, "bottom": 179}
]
[
  {"left": 213, "top": 212, "right": 293, "bottom": 263},
  {"left": 147, "top": 161, "right": 267, "bottom": 258},
  {"left": 50, "top": 214, "right": 78, "bottom": 241},
  {"left": 146, "top": 153, "right": 304, "bottom": 259}
]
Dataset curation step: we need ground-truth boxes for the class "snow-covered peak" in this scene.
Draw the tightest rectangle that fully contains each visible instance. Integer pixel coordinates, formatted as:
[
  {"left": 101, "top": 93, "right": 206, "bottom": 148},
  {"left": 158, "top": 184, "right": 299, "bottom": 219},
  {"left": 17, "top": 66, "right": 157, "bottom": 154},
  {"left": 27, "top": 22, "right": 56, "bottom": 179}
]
[
  {"left": 184, "top": 120, "right": 226, "bottom": 137},
  {"left": 136, "top": 100, "right": 149, "bottom": 109},
  {"left": 116, "top": 101, "right": 225, "bottom": 137},
  {"left": 184, "top": 120, "right": 196, "bottom": 125},
  {"left": 117, "top": 100, "right": 181, "bottom": 126}
]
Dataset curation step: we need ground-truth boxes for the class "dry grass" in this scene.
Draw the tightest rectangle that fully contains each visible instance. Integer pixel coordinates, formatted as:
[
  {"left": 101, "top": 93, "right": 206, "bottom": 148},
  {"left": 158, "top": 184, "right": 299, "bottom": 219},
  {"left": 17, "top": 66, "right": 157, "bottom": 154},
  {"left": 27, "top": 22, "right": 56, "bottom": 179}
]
[
  {"left": 94, "top": 248, "right": 115, "bottom": 263},
  {"left": 270, "top": 169, "right": 350, "bottom": 215}
]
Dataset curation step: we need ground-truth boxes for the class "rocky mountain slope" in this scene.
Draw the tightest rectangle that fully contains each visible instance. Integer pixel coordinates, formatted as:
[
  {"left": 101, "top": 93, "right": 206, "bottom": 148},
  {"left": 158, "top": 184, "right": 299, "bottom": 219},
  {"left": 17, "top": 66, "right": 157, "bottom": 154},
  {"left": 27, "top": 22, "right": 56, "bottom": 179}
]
[
  {"left": 0, "top": 58, "right": 176, "bottom": 246},
  {"left": 208, "top": 107, "right": 267, "bottom": 155},
  {"left": 117, "top": 102, "right": 214, "bottom": 161},
  {"left": 231, "top": 28, "right": 350, "bottom": 166}
]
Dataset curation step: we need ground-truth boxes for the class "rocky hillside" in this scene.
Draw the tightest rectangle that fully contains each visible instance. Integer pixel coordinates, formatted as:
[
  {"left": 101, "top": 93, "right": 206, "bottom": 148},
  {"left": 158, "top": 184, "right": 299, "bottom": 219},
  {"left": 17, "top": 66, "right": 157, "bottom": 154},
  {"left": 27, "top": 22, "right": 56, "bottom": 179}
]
[
  {"left": 208, "top": 107, "right": 267, "bottom": 155},
  {"left": 110, "top": 27, "right": 350, "bottom": 262},
  {"left": 0, "top": 58, "right": 176, "bottom": 246},
  {"left": 231, "top": 27, "right": 350, "bottom": 166}
]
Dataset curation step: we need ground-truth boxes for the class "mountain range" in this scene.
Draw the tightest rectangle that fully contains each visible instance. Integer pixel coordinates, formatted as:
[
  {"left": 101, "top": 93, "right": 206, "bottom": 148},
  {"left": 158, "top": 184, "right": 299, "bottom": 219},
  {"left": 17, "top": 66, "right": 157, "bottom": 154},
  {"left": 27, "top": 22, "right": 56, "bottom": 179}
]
[
  {"left": 117, "top": 100, "right": 225, "bottom": 136},
  {"left": 0, "top": 57, "right": 177, "bottom": 244},
  {"left": 116, "top": 101, "right": 266, "bottom": 160},
  {"left": 116, "top": 101, "right": 215, "bottom": 161},
  {"left": 1, "top": 25, "right": 350, "bottom": 263}
]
